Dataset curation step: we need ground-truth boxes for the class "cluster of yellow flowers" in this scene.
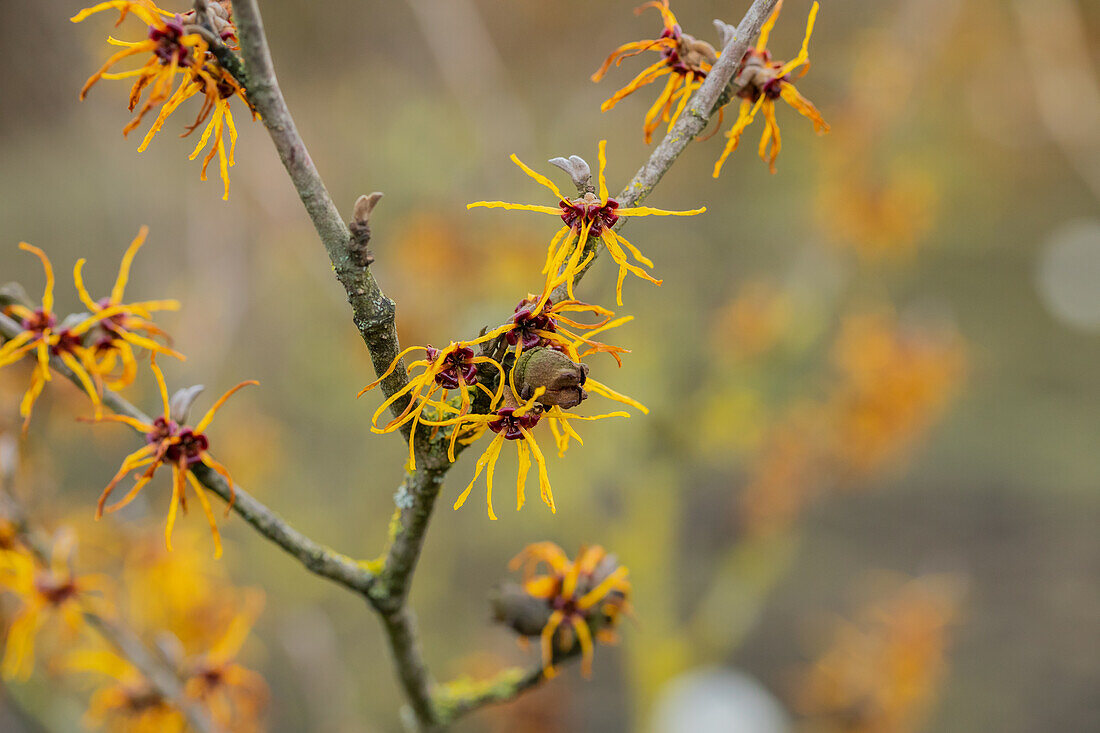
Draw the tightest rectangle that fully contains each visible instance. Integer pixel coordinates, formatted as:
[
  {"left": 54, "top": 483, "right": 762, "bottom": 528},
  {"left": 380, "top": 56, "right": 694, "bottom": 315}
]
[
  {"left": 1, "top": 232, "right": 180, "bottom": 430},
  {"left": 354, "top": 3, "right": 832, "bottom": 527},
  {"left": 361, "top": 140, "right": 703, "bottom": 519},
  {"left": 0, "top": 234, "right": 254, "bottom": 556},
  {"left": 595, "top": 0, "right": 829, "bottom": 176},
  {"left": 739, "top": 310, "right": 967, "bottom": 533},
  {"left": 507, "top": 542, "right": 632, "bottom": 678},
  {"left": 72, "top": 0, "right": 254, "bottom": 200},
  {"left": 0, "top": 525, "right": 267, "bottom": 731}
]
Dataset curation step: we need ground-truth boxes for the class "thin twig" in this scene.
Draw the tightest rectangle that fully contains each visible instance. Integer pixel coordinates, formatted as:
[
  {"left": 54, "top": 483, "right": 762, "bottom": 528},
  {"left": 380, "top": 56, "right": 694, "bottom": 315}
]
[
  {"left": 229, "top": 0, "right": 416, "bottom": 431},
  {"left": 380, "top": 606, "right": 439, "bottom": 730},
  {"left": 430, "top": 641, "right": 584, "bottom": 723},
  {"left": 432, "top": 665, "right": 544, "bottom": 724},
  {"left": 0, "top": 312, "right": 375, "bottom": 596}
]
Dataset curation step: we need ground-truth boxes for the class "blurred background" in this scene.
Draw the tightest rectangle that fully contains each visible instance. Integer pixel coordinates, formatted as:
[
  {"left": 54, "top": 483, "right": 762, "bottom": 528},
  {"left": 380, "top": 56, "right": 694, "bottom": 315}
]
[{"left": 1, "top": 0, "right": 1099, "bottom": 730}]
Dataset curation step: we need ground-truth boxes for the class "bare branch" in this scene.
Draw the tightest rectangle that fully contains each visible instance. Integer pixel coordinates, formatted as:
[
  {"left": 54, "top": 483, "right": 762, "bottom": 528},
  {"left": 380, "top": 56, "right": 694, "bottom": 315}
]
[
  {"left": 229, "top": 0, "right": 418, "bottom": 439},
  {"left": 368, "top": 469, "right": 447, "bottom": 609},
  {"left": 381, "top": 606, "right": 439, "bottom": 730},
  {"left": 431, "top": 642, "right": 584, "bottom": 724},
  {"left": 229, "top": 3, "right": 456, "bottom": 728}
]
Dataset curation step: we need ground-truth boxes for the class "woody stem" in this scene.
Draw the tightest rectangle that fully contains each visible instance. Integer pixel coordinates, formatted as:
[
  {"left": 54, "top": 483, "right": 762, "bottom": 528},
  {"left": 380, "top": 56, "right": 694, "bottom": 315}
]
[{"left": 230, "top": 0, "right": 452, "bottom": 727}]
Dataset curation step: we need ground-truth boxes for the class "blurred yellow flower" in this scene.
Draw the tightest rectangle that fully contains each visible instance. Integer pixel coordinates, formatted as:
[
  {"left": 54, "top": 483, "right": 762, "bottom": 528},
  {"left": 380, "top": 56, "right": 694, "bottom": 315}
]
[
  {"left": 715, "top": 279, "right": 794, "bottom": 360},
  {"left": 182, "top": 590, "right": 268, "bottom": 732},
  {"left": 0, "top": 531, "right": 111, "bottom": 680},
  {"left": 739, "top": 310, "right": 966, "bottom": 534},
  {"left": 816, "top": 163, "right": 938, "bottom": 260},
  {"left": 66, "top": 648, "right": 188, "bottom": 733},
  {"left": 509, "top": 542, "right": 631, "bottom": 678},
  {"left": 119, "top": 527, "right": 234, "bottom": 648},
  {"left": 827, "top": 311, "right": 966, "bottom": 479},
  {"left": 797, "top": 575, "right": 963, "bottom": 733}
]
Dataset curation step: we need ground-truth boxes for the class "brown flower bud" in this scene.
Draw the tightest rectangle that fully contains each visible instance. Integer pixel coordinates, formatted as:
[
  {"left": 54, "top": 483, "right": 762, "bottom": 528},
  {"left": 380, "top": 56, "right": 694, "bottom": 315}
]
[
  {"left": 548, "top": 155, "right": 594, "bottom": 195},
  {"left": 490, "top": 583, "right": 553, "bottom": 637},
  {"left": 514, "top": 347, "right": 589, "bottom": 409},
  {"left": 681, "top": 34, "right": 718, "bottom": 67},
  {"left": 347, "top": 193, "right": 382, "bottom": 267},
  {"left": 169, "top": 385, "right": 205, "bottom": 425}
]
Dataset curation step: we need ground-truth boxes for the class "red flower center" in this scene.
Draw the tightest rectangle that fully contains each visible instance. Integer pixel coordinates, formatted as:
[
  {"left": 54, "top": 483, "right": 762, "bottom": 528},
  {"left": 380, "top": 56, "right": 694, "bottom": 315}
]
[
  {"left": 195, "top": 664, "right": 226, "bottom": 689},
  {"left": 146, "top": 416, "right": 179, "bottom": 444},
  {"left": 95, "top": 296, "right": 129, "bottom": 335},
  {"left": 426, "top": 345, "right": 478, "bottom": 389},
  {"left": 508, "top": 298, "right": 557, "bottom": 349},
  {"left": 165, "top": 428, "right": 209, "bottom": 465},
  {"left": 488, "top": 406, "right": 541, "bottom": 440},
  {"left": 49, "top": 329, "right": 83, "bottom": 356},
  {"left": 20, "top": 309, "right": 55, "bottom": 334},
  {"left": 149, "top": 16, "right": 195, "bottom": 67},
  {"left": 552, "top": 594, "right": 580, "bottom": 615},
  {"left": 738, "top": 49, "right": 786, "bottom": 100},
  {"left": 559, "top": 198, "right": 620, "bottom": 236},
  {"left": 35, "top": 574, "right": 78, "bottom": 605}
]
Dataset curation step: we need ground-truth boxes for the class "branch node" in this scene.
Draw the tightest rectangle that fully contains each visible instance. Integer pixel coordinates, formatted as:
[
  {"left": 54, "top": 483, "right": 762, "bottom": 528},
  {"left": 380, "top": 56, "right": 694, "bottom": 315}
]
[
  {"left": 549, "top": 156, "right": 594, "bottom": 196},
  {"left": 348, "top": 192, "right": 383, "bottom": 267},
  {"left": 713, "top": 19, "right": 738, "bottom": 48}
]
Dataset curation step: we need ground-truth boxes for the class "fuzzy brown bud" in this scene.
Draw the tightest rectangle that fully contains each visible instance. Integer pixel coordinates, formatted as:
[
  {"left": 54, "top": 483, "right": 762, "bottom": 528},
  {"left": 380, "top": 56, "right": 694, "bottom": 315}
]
[
  {"left": 680, "top": 34, "right": 719, "bottom": 67},
  {"left": 548, "top": 155, "right": 594, "bottom": 195},
  {"left": 514, "top": 347, "right": 589, "bottom": 408},
  {"left": 490, "top": 583, "right": 553, "bottom": 637}
]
